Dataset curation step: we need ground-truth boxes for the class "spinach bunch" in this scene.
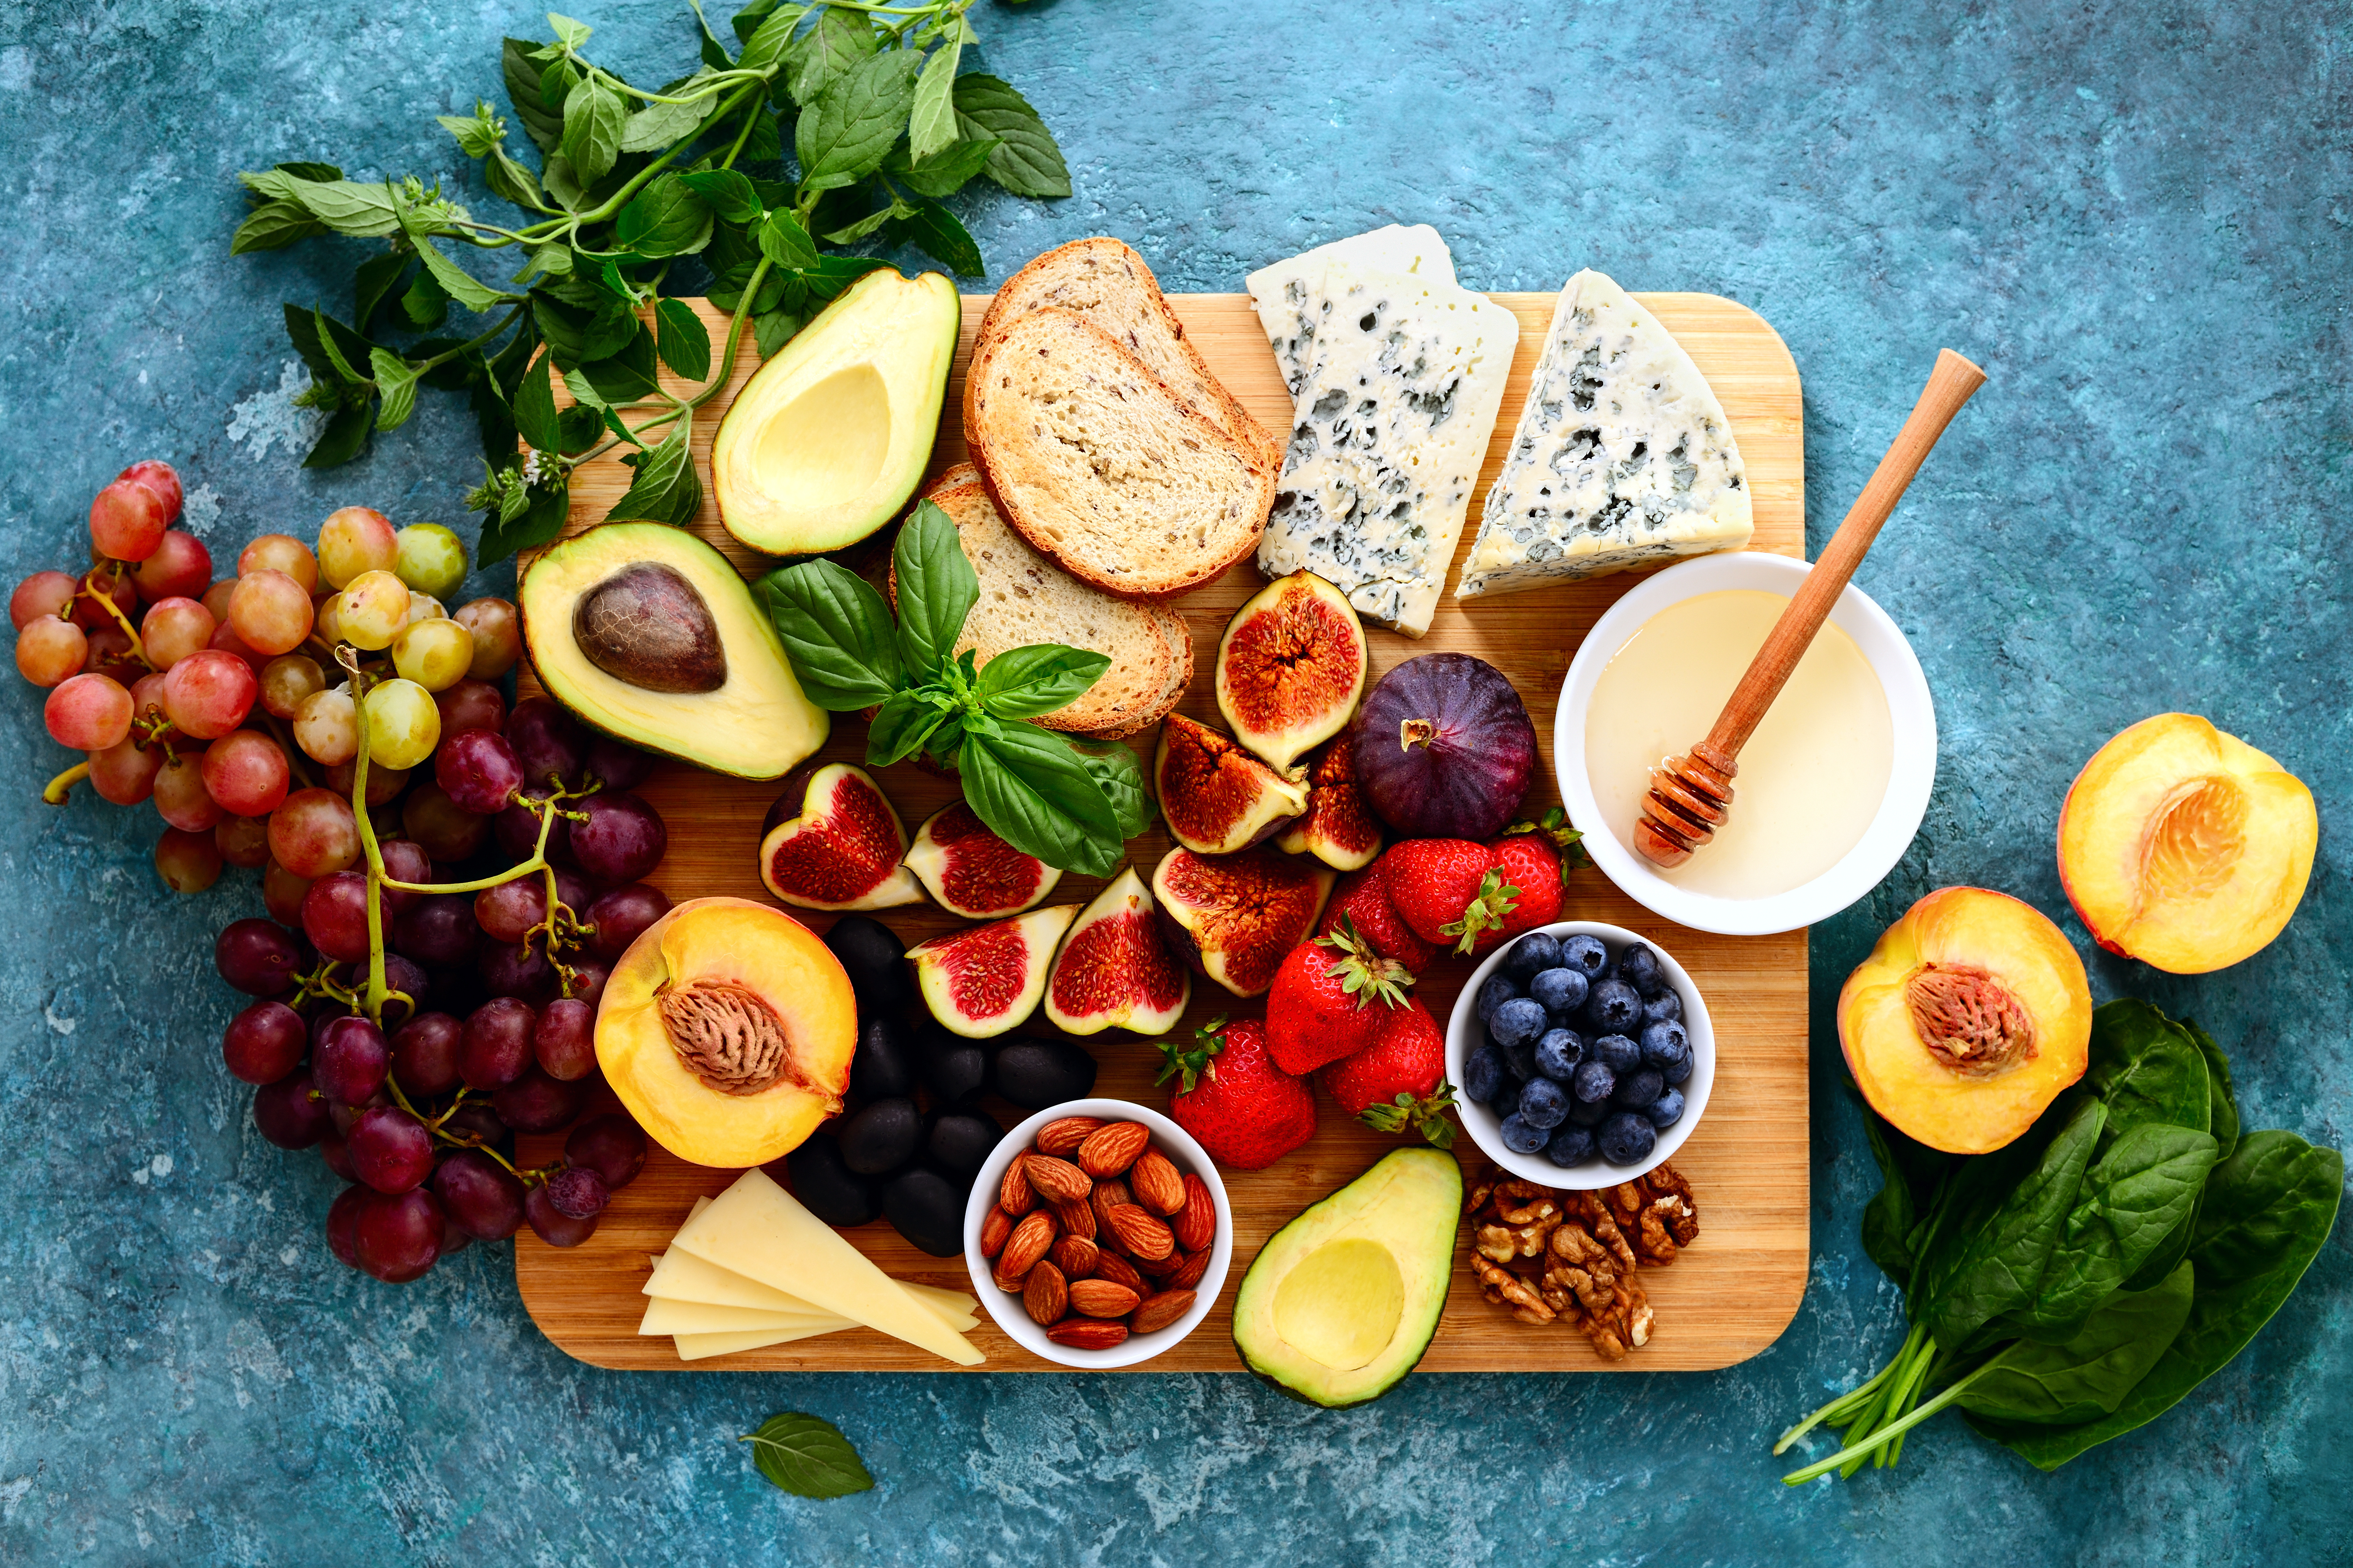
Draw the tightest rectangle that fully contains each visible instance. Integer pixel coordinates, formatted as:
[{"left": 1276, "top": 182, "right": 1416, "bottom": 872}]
[
  {"left": 229, "top": 2, "right": 1067, "bottom": 564},
  {"left": 1778, "top": 1000, "right": 2342, "bottom": 1481},
  {"left": 758, "top": 502, "right": 1150, "bottom": 877}
]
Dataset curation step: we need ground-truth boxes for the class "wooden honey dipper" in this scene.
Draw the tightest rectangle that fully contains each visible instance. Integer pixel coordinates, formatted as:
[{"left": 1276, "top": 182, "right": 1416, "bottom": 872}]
[{"left": 1635, "top": 348, "right": 1987, "bottom": 869}]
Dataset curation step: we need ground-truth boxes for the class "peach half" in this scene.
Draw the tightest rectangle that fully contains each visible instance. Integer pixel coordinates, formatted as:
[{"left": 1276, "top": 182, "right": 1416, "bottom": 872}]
[
  {"left": 1839, "top": 887, "right": 2092, "bottom": 1154},
  {"left": 595, "top": 896, "right": 856, "bottom": 1167},
  {"left": 2057, "top": 714, "right": 2316, "bottom": 974}
]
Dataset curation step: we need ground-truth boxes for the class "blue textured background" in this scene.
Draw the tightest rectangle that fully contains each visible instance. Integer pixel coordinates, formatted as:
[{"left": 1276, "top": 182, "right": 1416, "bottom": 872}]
[{"left": 1, "top": 1, "right": 2346, "bottom": 1561}]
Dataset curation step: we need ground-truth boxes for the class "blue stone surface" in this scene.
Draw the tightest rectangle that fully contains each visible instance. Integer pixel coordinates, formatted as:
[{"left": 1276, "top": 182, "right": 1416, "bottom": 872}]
[{"left": 0, "top": 1, "right": 2345, "bottom": 1560}]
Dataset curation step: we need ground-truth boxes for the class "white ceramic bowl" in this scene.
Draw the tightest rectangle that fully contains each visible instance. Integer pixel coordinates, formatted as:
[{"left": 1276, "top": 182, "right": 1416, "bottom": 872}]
[
  {"left": 1555, "top": 551, "right": 1937, "bottom": 935},
  {"left": 962, "top": 1098, "right": 1233, "bottom": 1369},
  {"left": 1443, "top": 921, "right": 1715, "bottom": 1188}
]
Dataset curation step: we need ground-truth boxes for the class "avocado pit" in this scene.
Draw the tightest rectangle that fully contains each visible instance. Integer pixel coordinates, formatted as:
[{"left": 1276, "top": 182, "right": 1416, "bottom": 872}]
[{"left": 573, "top": 562, "right": 727, "bottom": 694}]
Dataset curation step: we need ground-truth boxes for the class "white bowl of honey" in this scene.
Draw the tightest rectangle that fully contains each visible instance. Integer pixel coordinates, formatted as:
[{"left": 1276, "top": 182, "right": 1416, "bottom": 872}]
[{"left": 1556, "top": 552, "right": 1937, "bottom": 936}]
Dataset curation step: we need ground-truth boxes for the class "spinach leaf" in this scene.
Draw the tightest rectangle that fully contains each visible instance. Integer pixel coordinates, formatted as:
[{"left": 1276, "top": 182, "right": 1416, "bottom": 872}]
[
  {"left": 1857, "top": 1109, "right": 1953, "bottom": 1289},
  {"left": 1922, "top": 1094, "right": 2105, "bottom": 1351},
  {"left": 2085, "top": 999, "right": 2210, "bottom": 1144},
  {"left": 974, "top": 644, "right": 1113, "bottom": 720},
  {"left": 1069, "top": 739, "right": 1151, "bottom": 839},
  {"left": 2003, "top": 1123, "right": 2218, "bottom": 1340},
  {"left": 2184, "top": 1018, "right": 2239, "bottom": 1160},
  {"left": 756, "top": 560, "right": 906, "bottom": 709},
  {"left": 959, "top": 722, "right": 1123, "bottom": 877},
  {"left": 1960, "top": 1261, "right": 2193, "bottom": 1426},
  {"left": 889, "top": 501, "right": 978, "bottom": 676}
]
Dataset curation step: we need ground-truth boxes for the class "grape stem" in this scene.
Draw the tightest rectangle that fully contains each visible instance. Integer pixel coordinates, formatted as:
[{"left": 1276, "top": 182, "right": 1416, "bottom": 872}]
[
  {"left": 77, "top": 563, "right": 154, "bottom": 673},
  {"left": 41, "top": 761, "right": 90, "bottom": 806}
]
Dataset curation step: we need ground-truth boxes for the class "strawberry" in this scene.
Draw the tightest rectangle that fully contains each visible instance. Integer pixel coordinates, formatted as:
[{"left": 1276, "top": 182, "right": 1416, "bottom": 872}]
[
  {"left": 1318, "top": 863, "right": 1438, "bottom": 975},
  {"left": 1264, "top": 917, "right": 1414, "bottom": 1076},
  {"left": 1488, "top": 835, "right": 1563, "bottom": 937},
  {"left": 1156, "top": 1015, "right": 1317, "bottom": 1170},
  {"left": 1320, "top": 997, "right": 1457, "bottom": 1148},
  {"left": 1381, "top": 838, "right": 1518, "bottom": 954}
]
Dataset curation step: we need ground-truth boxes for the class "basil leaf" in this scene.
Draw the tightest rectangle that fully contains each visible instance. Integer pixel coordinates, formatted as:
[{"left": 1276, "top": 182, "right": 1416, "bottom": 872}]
[
  {"left": 867, "top": 689, "right": 949, "bottom": 768},
  {"left": 654, "top": 298, "right": 712, "bottom": 381},
  {"left": 580, "top": 321, "right": 660, "bottom": 404},
  {"left": 960, "top": 722, "right": 1123, "bottom": 877},
  {"left": 503, "top": 38, "right": 568, "bottom": 151},
  {"left": 561, "top": 74, "right": 627, "bottom": 187},
  {"left": 975, "top": 644, "right": 1111, "bottom": 720},
  {"left": 605, "top": 411, "right": 701, "bottom": 526},
  {"left": 369, "top": 349, "right": 422, "bottom": 432},
  {"left": 743, "top": 1412, "right": 873, "bottom": 1500},
  {"left": 796, "top": 50, "right": 920, "bottom": 192},
  {"left": 758, "top": 207, "right": 821, "bottom": 271},
  {"left": 785, "top": 8, "right": 878, "bottom": 104},
  {"left": 887, "top": 136, "right": 996, "bottom": 200},
  {"left": 907, "top": 38, "right": 961, "bottom": 163},
  {"left": 891, "top": 500, "right": 977, "bottom": 676},
  {"left": 615, "top": 173, "right": 712, "bottom": 258},
  {"left": 1960, "top": 1262, "right": 2195, "bottom": 1426},
  {"left": 1069, "top": 739, "right": 1150, "bottom": 838},
  {"left": 952, "top": 74, "right": 1069, "bottom": 199},
  {"left": 681, "top": 168, "right": 763, "bottom": 225},
  {"left": 893, "top": 197, "right": 984, "bottom": 278},
  {"left": 755, "top": 560, "right": 906, "bottom": 708},
  {"left": 230, "top": 199, "right": 323, "bottom": 254}
]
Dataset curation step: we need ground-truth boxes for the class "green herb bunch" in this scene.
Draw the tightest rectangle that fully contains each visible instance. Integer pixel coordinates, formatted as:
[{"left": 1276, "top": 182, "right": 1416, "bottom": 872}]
[
  {"left": 230, "top": 2, "right": 1068, "bottom": 564},
  {"left": 1777, "top": 1000, "right": 2342, "bottom": 1481},
  {"left": 759, "top": 502, "right": 1151, "bottom": 877}
]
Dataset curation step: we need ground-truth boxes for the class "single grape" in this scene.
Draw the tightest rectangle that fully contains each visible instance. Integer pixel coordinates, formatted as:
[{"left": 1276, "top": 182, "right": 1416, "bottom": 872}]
[
  {"left": 393, "top": 894, "right": 481, "bottom": 967},
  {"left": 227, "top": 569, "right": 313, "bottom": 657},
  {"left": 89, "top": 477, "right": 169, "bottom": 562},
  {"left": 199, "top": 577, "right": 238, "bottom": 623},
  {"left": 379, "top": 953, "right": 431, "bottom": 1028},
  {"left": 205, "top": 619, "right": 271, "bottom": 676},
  {"left": 258, "top": 654, "right": 325, "bottom": 719},
  {"left": 350, "top": 1106, "right": 435, "bottom": 1195},
  {"left": 15, "top": 616, "right": 88, "bottom": 687},
  {"left": 261, "top": 859, "right": 311, "bottom": 924},
  {"left": 70, "top": 567, "right": 138, "bottom": 632},
  {"left": 585, "top": 736, "right": 656, "bottom": 792},
  {"left": 79, "top": 626, "right": 137, "bottom": 686},
  {"left": 319, "top": 1134, "right": 358, "bottom": 1182},
  {"left": 403, "top": 591, "right": 445, "bottom": 628},
  {"left": 128, "top": 667, "right": 173, "bottom": 729},
  {"left": 389, "top": 1011, "right": 463, "bottom": 1096},
  {"left": 268, "top": 787, "right": 360, "bottom": 878},
  {"left": 495, "top": 793, "right": 574, "bottom": 867},
  {"left": 45, "top": 673, "right": 133, "bottom": 750},
  {"left": 162, "top": 649, "right": 257, "bottom": 739},
  {"left": 543, "top": 1164, "right": 608, "bottom": 1220},
  {"left": 216, "top": 917, "right": 302, "bottom": 994},
  {"left": 435, "top": 1220, "right": 475, "bottom": 1260},
  {"left": 523, "top": 1181, "right": 598, "bottom": 1247},
  {"left": 323, "top": 757, "right": 410, "bottom": 807},
  {"left": 437, "top": 1099, "right": 510, "bottom": 1154},
  {"left": 311, "top": 592, "right": 343, "bottom": 646},
  {"left": 223, "top": 999, "right": 307, "bottom": 1084},
  {"left": 504, "top": 698, "right": 586, "bottom": 790},
  {"left": 391, "top": 522, "right": 467, "bottom": 598},
  {"left": 291, "top": 688, "right": 357, "bottom": 766},
  {"left": 115, "top": 459, "right": 183, "bottom": 518},
  {"left": 378, "top": 838, "right": 432, "bottom": 911},
  {"left": 134, "top": 530, "right": 212, "bottom": 602},
  {"left": 314, "top": 1014, "right": 390, "bottom": 1104},
  {"left": 354, "top": 1188, "right": 445, "bottom": 1283},
  {"left": 479, "top": 938, "right": 559, "bottom": 1006},
  {"left": 301, "top": 870, "right": 377, "bottom": 963},
  {"left": 138, "top": 596, "right": 214, "bottom": 669},
  {"left": 565, "top": 1114, "right": 648, "bottom": 1193},
  {"left": 432, "top": 1149, "right": 525, "bottom": 1241},
  {"left": 570, "top": 792, "right": 667, "bottom": 884},
  {"left": 533, "top": 996, "right": 596, "bottom": 1081},
  {"left": 390, "top": 617, "right": 472, "bottom": 692},
  {"left": 492, "top": 1067, "right": 587, "bottom": 1135},
  {"left": 433, "top": 678, "right": 505, "bottom": 738},
  {"left": 325, "top": 1182, "right": 368, "bottom": 1268},
  {"left": 335, "top": 569, "right": 410, "bottom": 650},
  {"left": 254, "top": 1070, "right": 331, "bottom": 1149},
  {"left": 88, "top": 735, "right": 166, "bottom": 805},
  {"left": 402, "top": 782, "right": 489, "bottom": 861},
  {"left": 323, "top": 1084, "right": 384, "bottom": 1140},
  {"left": 317, "top": 507, "right": 398, "bottom": 589},
  {"left": 474, "top": 877, "right": 546, "bottom": 945},
  {"left": 453, "top": 597, "right": 520, "bottom": 680},
  {"left": 583, "top": 883, "right": 670, "bottom": 961},
  {"left": 200, "top": 729, "right": 291, "bottom": 817},
  {"left": 215, "top": 813, "right": 272, "bottom": 869},
  {"left": 11, "top": 569, "right": 77, "bottom": 629},
  {"left": 459, "top": 996, "right": 535, "bottom": 1089},
  {"left": 565, "top": 958, "right": 610, "bottom": 1011},
  {"left": 237, "top": 533, "right": 321, "bottom": 594},
  {"left": 363, "top": 678, "right": 441, "bottom": 770},
  {"left": 435, "top": 729, "right": 524, "bottom": 816},
  {"left": 154, "top": 828, "right": 224, "bottom": 893},
  {"left": 152, "top": 754, "right": 225, "bottom": 832}
]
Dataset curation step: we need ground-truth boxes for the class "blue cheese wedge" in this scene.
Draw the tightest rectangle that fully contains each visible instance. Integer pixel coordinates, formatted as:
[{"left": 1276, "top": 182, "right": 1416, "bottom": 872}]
[
  {"left": 1455, "top": 269, "right": 1752, "bottom": 600},
  {"left": 1259, "top": 262, "right": 1517, "bottom": 637},
  {"left": 1247, "top": 225, "right": 1458, "bottom": 398}
]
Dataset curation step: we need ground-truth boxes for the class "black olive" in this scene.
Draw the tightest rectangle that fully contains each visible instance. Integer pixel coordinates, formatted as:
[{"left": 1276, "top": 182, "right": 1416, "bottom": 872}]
[
  {"left": 915, "top": 1022, "right": 989, "bottom": 1104},
  {"left": 783, "top": 1133, "right": 878, "bottom": 1227},
  {"left": 989, "top": 1037, "right": 1099, "bottom": 1110},
  {"left": 836, "top": 1097, "right": 923, "bottom": 1175},
  {"left": 881, "top": 1166, "right": 965, "bottom": 1257},
  {"left": 824, "top": 916, "right": 911, "bottom": 1010},
  {"left": 849, "top": 1012, "right": 918, "bottom": 1101},
  {"left": 927, "top": 1109, "right": 1003, "bottom": 1181}
]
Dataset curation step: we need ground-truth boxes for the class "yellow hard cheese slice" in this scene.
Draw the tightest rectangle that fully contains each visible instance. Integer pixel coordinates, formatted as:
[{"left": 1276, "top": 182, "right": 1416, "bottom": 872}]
[
  {"left": 674, "top": 1325, "right": 845, "bottom": 1362},
  {"left": 670, "top": 1169, "right": 985, "bottom": 1365},
  {"left": 639, "top": 1297, "right": 849, "bottom": 1337},
  {"left": 644, "top": 1246, "right": 979, "bottom": 1332}
]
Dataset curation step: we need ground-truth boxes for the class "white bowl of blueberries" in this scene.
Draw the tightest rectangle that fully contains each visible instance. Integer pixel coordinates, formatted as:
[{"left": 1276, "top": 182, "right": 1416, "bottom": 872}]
[{"left": 1443, "top": 922, "right": 1712, "bottom": 1187}]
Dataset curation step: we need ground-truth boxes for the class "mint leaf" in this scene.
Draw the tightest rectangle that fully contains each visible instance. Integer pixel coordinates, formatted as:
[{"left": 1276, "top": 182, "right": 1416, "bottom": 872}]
[
  {"left": 784, "top": 8, "right": 878, "bottom": 104},
  {"left": 975, "top": 644, "right": 1111, "bottom": 719},
  {"left": 561, "top": 74, "right": 627, "bottom": 187},
  {"left": 615, "top": 174, "right": 712, "bottom": 258},
  {"left": 681, "top": 168, "right": 763, "bottom": 225},
  {"left": 887, "top": 136, "right": 996, "bottom": 200},
  {"left": 654, "top": 299, "right": 712, "bottom": 381},
  {"left": 736, "top": 5, "right": 808, "bottom": 74},
  {"left": 907, "top": 39, "right": 961, "bottom": 163},
  {"left": 286, "top": 178, "right": 405, "bottom": 237},
  {"left": 891, "top": 500, "right": 978, "bottom": 675},
  {"left": 756, "top": 560, "right": 907, "bottom": 709},
  {"left": 502, "top": 37, "right": 567, "bottom": 152},
  {"left": 893, "top": 197, "right": 983, "bottom": 278},
  {"left": 758, "top": 207, "right": 821, "bottom": 270},
  {"left": 579, "top": 321, "right": 660, "bottom": 405},
  {"left": 230, "top": 200, "right": 323, "bottom": 254},
  {"left": 952, "top": 74, "right": 1068, "bottom": 199},
  {"left": 796, "top": 50, "right": 920, "bottom": 191},
  {"left": 605, "top": 412, "right": 701, "bottom": 526},
  {"left": 369, "top": 349, "right": 422, "bottom": 431},
  {"left": 743, "top": 1412, "right": 873, "bottom": 1500},
  {"left": 511, "top": 349, "right": 561, "bottom": 452}
]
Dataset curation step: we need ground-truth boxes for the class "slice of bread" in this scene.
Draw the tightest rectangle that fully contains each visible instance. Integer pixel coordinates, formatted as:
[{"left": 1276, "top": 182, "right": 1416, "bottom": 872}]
[
  {"left": 981, "top": 238, "right": 1280, "bottom": 472},
  {"left": 964, "top": 309, "right": 1275, "bottom": 599},
  {"left": 899, "top": 465, "right": 1193, "bottom": 739}
]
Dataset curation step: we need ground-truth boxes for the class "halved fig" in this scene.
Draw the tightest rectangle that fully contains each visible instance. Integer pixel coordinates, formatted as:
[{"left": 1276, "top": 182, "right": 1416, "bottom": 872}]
[
  {"left": 1154, "top": 713, "right": 1309, "bottom": 856},
  {"left": 758, "top": 763, "right": 924, "bottom": 911},
  {"left": 1043, "top": 868, "right": 1192, "bottom": 1036},
  {"left": 1275, "top": 732, "right": 1384, "bottom": 872},
  {"left": 1215, "top": 570, "right": 1368, "bottom": 772},
  {"left": 906, "top": 904, "right": 1080, "bottom": 1038},
  {"left": 903, "top": 800, "right": 1062, "bottom": 919},
  {"left": 1151, "top": 846, "right": 1336, "bottom": 998}
]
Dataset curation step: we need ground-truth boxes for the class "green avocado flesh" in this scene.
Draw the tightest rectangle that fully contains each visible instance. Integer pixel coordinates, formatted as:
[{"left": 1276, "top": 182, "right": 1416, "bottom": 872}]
[
  {"left": 1232, "top": 1147, "right": 1462, "bottom": 1407},
  {"left": 518, "top": 522, "right": 827, "bottom": 780},
  {"left": 711, "top": 267, "right": 960, "bottom": 555}
]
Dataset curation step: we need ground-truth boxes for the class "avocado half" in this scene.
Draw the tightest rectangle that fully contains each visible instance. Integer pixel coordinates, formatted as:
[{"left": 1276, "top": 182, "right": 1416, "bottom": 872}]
[
  {"left": 1232, "top": 1146, "right": 1462, "bottom": 1408},
  {"left": 711, "top": 268, "right": 961, "bottom": 555},
  {"left": 518, "top": 522, "right": 828, "bottom": 780}
]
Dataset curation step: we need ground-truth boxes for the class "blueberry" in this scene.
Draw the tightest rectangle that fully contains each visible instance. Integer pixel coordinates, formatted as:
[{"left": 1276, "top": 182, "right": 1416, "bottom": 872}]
[
  {"left": 1500, "top": 1112, "right": 1549, "bottom": 1155},
  {"left": 1571, "top": 1059, "right": 1616, "bottom": 1104},
  {"left": 1497, "top": 1075, "right": 1527, "bottom": 1112},
  {"left": 1543, "top": 1125, "right": 1596, "bottom": 1168},
  {"left": 1534, "top": 1028, "right": 1584, "bottom": 1082},
  {"left": 1582, "top": 978, "right": 1641, "bottom": 1034},
  {"left": 1613, "top": 1067, "right": 1664, "bottom": 1109},
  {"left": 1617, "top": 943, "right": 1667, "bottom": 997},
  {"left": 1569, "top": 1096, "right": 1609, "bottom": 1127},
  {"left": 1640, "top": 989, "right": 1683, "bottom": 1028},
  {"left": 1518, "top": 1075, "right": 1570, "bottom": 1130},
  {"left": 1592, "top": 1033, "right": 1642, "bottom": 1075},
  {"left": 1502, "top": 932, "right": 1562, "bottom": 981},
  {"left": 1559, "top": 934, "right": 1609, "bottom": 979},
  {"left": 1475, "top": 973, "right": 1521, "bottom": 1023},
  {"left": 1500, "top": 1037, "right": 1539, "bottom": 1082},
  {"left": 1640, "top": 1019, "right": 1689, "bottom": 1065},
  {"left": 1463, "top": 1046, "right": 1509, "bottom": 1106},
  {"left": 1598, "top": 1112, "right": 1658, "bottom": 1166},
  {"left": 1529, "top": 967, "right": 1589, "bottom": 1017},
  {"left": 1645, "top": 1089, "right": 1686, "bottom": 1130},
  {"left": 1490, "top": 996, "right": 1549, "bottom": 1049},
  {"left": 1644, "top": 1030, "right": 1694, "bottom": 1085}
]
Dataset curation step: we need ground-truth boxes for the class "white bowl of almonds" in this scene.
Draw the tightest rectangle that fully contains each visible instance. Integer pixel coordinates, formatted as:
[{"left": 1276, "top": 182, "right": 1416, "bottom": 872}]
[{"left": 963, "top": 1099, "right": 1233, "bottom": 1369}]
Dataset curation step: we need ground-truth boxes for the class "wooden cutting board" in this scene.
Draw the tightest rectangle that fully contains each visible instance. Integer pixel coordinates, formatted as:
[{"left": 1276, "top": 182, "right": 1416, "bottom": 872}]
[{"left": 513, "top": 289, "right": 1809, "bottom": 1372}]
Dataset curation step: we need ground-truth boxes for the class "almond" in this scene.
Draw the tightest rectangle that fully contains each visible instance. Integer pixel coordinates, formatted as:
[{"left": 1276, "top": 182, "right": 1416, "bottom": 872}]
[
  {"left": 1053, "top": 1196, "right": 1097, "bottom": 1241},
  {"left": 980, "top": 1205, "right": 1015, "bottom": 1259},
  {"left": 1045, "top": 1318, "right": 1129, "bottom": 1351},
  {"left": 1093, "top": 1250, "right": 1147, "bottom": 1295},
  {"left": 1023, "top": 1154, "right": 1092, "bottom": 1203},
  {"left": 998, "top": 1209, "right": 1057, "bottom": 1286},
  {"left": 1023, "top": 1259, "right": 1069, "bottom": 1326},
  {"left": 999, "top": 1159, "right": 1037, "bottom": 1217},
  {"left": 1067, "top": 1278, "right": 1141, "bottom": 1318},
  {"left": 1171, "top": 1174, "right": 1216, "bottom": 1252},
  {"left": 1076, "top": 1121, "right": 1151, "bottom": 1179},
  {"left": 1092, "top": 1176, "right": 1132, "bottom": 1233},
  {"left": 1133, "top": 1244, "right": 1185, "bottom": 1279},
  {"left": 1130, "top": 1149, "right": 1185, "bottom": 1215},
  {"left": 1168, "top": 1248, "right": 1211, "bottom": 1290},
  {"left": 1049, "top": 1234, "right": 1100, "bottom": 1277},
  {"left": 1131, "top": 1288, "right": 1196, "bottom": 1335},
  {"left": 1035, "top": 1116, "right": 1105, "bottom": 1157},
  {"left": 1105, "top": 1203, "right": 1175, "bottom": 1261}
]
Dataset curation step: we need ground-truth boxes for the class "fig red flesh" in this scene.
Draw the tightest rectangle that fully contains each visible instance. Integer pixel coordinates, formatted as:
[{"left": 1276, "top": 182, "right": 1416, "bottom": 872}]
[
  {"left": 1151, "top": 845, "right": 1336, "bottom": 997},
  {"left": 758, "top": 763, "right": 922, "bottom": 911},
  {"left": 1044, "top": 868, "right": 1191, "bottom": 1036},
  {"left": 1214, "top": 570, "right": 1367, "bottom": 773},
  {"left": 1154, "top": 713, "right": 1308, "bottom": 855},
  {"left": 904, "top": 800, "right": 1061, "bottom": 919}
]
